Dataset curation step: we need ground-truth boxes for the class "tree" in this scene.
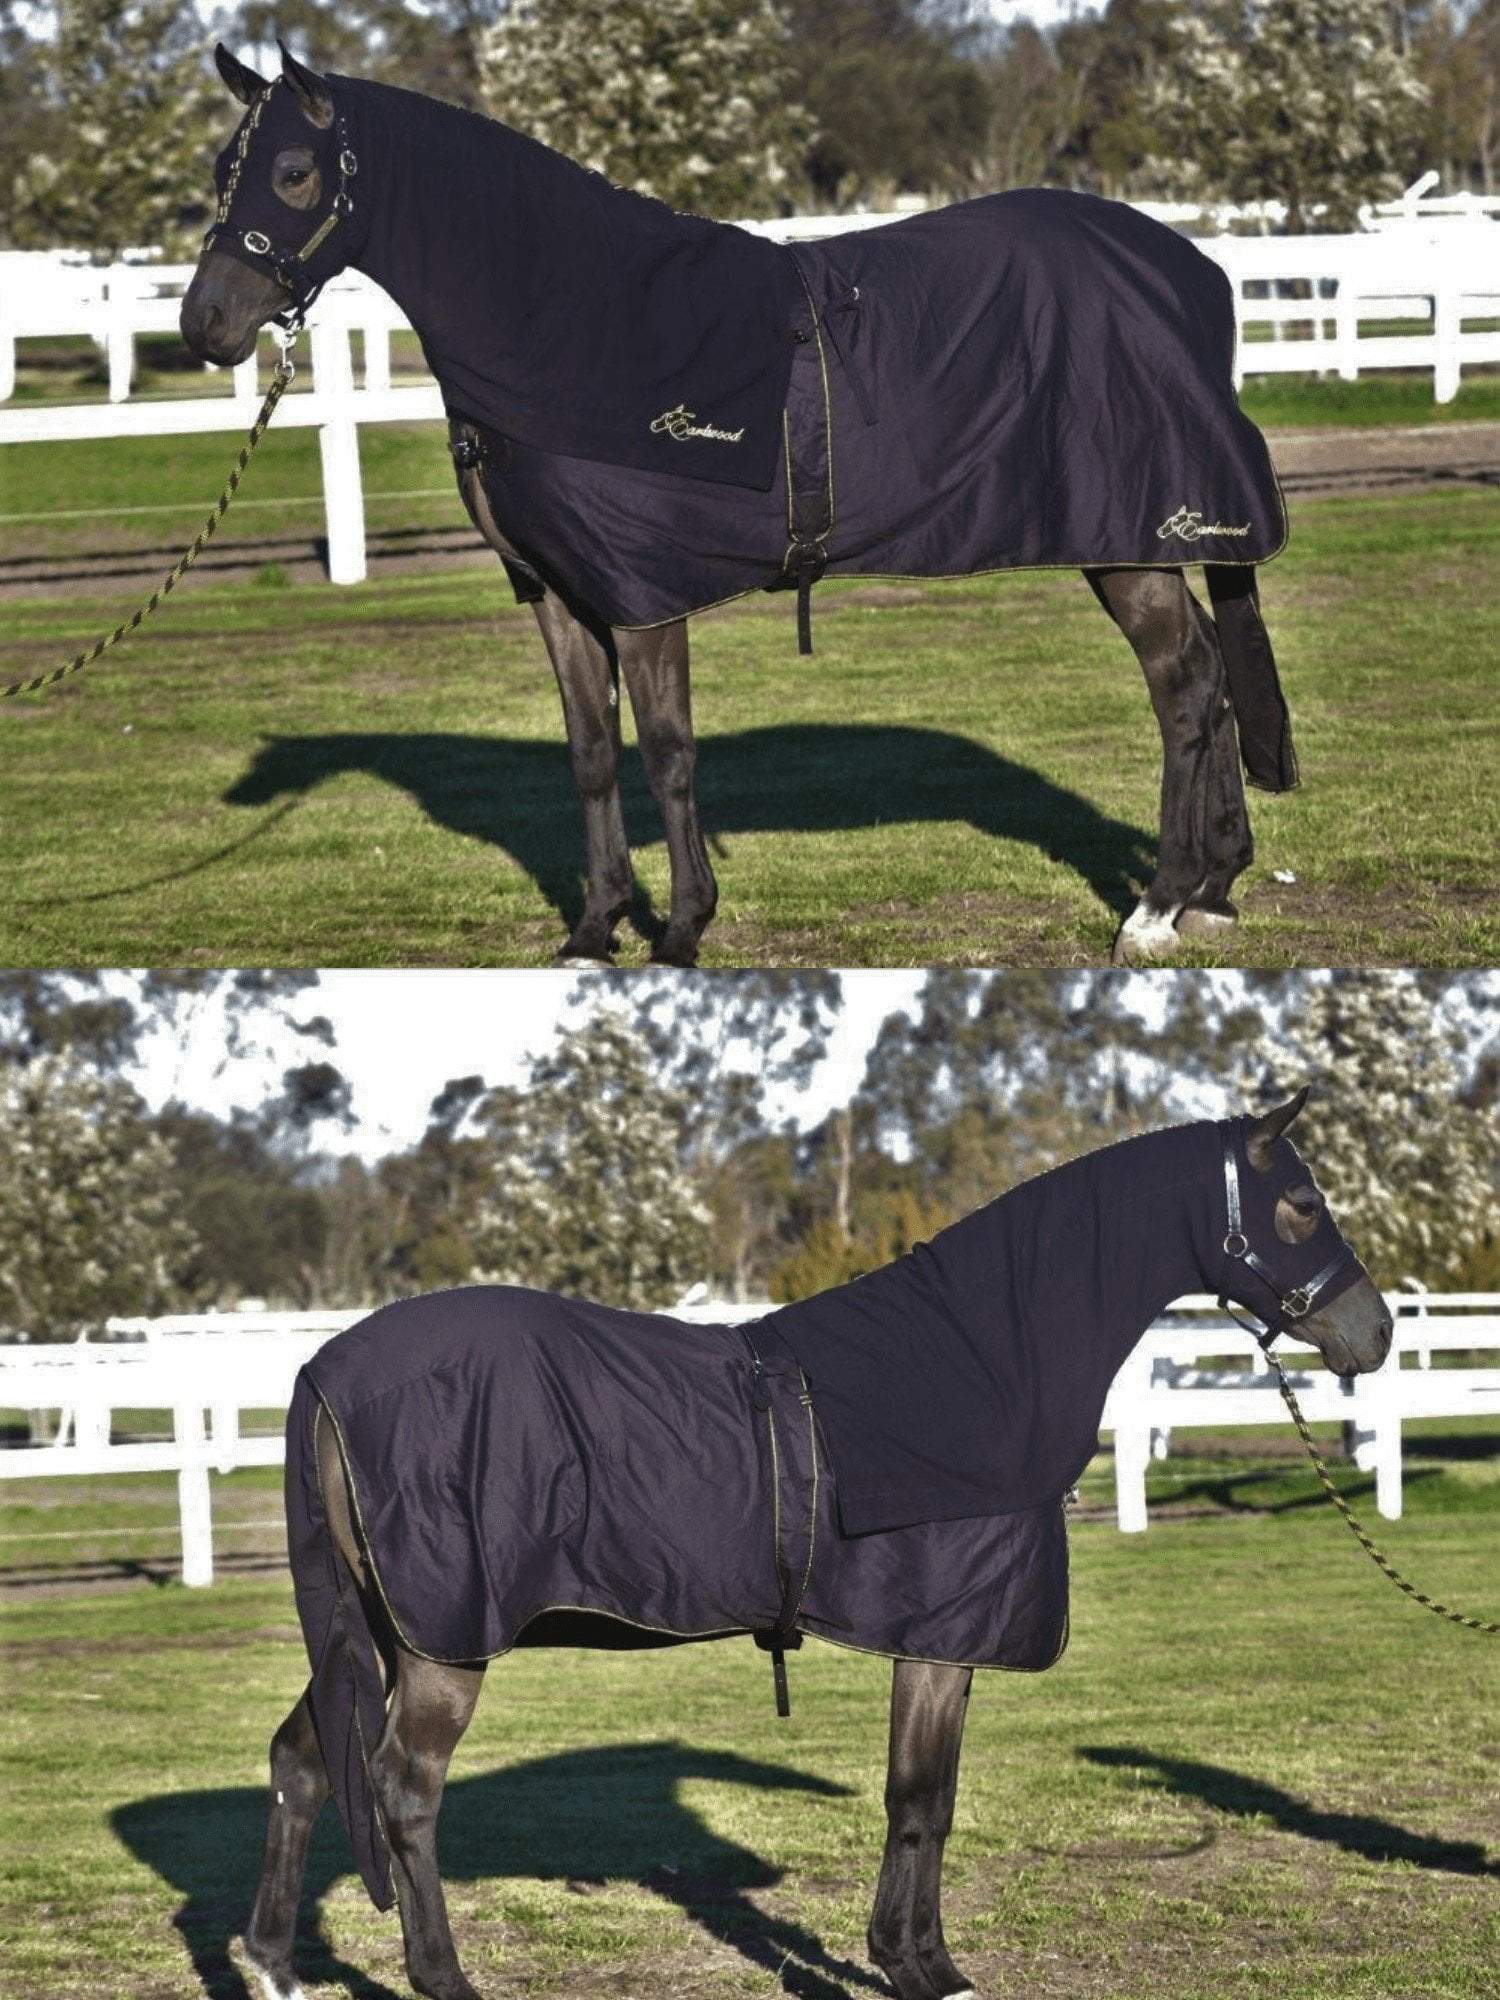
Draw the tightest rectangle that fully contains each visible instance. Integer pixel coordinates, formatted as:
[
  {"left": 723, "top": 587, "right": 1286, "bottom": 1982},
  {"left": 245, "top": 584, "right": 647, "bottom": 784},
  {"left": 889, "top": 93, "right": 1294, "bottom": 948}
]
[
  {"left": 1248, "top": 972, "right": 1498, "bottom": 1283},
  {"left": 1151, "top": 0, "right": 1428, "bottom": 230},
  {"left": 478, "top": 0, "right": 813, "bottom": 215},
  {"left": 790, "top": 0, "right": 990, "bottom": 203},
  {"left": 471, "top": 1012, "right": 710, "bottom": 1308},
  {"left": 10, "top": 0, "right": 223, "bottom": 258},
  {"left": 0, "top": 1054, "right": 196, "bottom": 1341}
]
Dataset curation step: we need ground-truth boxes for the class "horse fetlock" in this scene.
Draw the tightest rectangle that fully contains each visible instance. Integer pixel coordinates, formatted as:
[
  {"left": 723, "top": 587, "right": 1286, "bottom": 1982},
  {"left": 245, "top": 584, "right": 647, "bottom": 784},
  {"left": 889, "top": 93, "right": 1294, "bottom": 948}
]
[
  {"left": 409, "top": 1967, "right": 484, "bottom": 2000},
  {"left": 232, "top": 1936, "right": 307, "bottom": 2000}
]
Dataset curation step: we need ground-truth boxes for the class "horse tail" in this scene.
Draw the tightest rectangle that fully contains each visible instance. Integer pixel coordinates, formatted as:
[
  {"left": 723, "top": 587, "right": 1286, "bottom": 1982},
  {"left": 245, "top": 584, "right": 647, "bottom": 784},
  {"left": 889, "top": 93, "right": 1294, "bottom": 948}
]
[
  {"left": 1203, "top": 564, "right": 1299, "bottom": 793},
  {"left": 284, "top": 1370, "right": 396, "bottom": 1910}
]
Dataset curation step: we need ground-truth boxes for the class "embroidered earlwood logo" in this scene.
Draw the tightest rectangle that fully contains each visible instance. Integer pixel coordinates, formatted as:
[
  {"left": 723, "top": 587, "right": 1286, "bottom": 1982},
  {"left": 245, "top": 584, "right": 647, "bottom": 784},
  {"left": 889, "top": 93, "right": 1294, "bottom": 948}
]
[
  {"left": 650, "top": 404, "right": 745, "bottom": 445},
  {"left": 1157, "top": 506, "right": 1252, "bottom": 542}
]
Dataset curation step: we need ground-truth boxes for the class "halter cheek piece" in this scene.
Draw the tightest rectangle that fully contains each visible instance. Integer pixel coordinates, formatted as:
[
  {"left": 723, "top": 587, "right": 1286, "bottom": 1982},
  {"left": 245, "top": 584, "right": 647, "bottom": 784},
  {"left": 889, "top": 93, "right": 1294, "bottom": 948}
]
[
  {"left": 202, "top": 85, "right": 357, "bottom": 330},
  {"left": 1218, "top": 1128, "right": 1355, "bottom": 1350}
]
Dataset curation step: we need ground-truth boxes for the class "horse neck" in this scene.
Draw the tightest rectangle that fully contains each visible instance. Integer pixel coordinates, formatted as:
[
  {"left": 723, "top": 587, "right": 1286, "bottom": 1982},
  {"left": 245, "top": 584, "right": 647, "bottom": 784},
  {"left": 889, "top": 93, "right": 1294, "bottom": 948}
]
[
  {"left": 337, "top": 77, "right": 661, "bottom": 372},
  {"left": 957, "top": 1119, "right": 1224, "bottom": 1378}
]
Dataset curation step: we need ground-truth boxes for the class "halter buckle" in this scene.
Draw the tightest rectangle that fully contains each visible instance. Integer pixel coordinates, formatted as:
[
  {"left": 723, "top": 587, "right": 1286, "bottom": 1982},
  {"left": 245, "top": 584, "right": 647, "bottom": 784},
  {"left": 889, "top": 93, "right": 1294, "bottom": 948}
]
[
  {"left": 1283, "top": 1286, "right": 1313, "bottom": 1320},
  {"left": 243, "top": 229, "right": 272, "bottom": 256}
]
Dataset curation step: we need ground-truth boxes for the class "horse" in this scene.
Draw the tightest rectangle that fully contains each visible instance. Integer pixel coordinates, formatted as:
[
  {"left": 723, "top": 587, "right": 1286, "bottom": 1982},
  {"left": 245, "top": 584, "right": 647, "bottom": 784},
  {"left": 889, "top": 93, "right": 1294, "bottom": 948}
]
[
  {"left": 239, "top": 1094, "right": 1392, "bottom": 2000},
  {"left": 181, "top": 47, "right": 1301, "bottom": 970}
]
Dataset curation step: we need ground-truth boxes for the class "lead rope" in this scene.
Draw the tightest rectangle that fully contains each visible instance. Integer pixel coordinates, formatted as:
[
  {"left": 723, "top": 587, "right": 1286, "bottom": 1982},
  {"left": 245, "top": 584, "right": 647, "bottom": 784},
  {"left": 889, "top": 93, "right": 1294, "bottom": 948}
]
[
  {"left": 1267, "top": 1351, "right": 1500, "bottom": 1636},
  {"left": 2, "top": 349, "right": 297, "bottom": 701}
]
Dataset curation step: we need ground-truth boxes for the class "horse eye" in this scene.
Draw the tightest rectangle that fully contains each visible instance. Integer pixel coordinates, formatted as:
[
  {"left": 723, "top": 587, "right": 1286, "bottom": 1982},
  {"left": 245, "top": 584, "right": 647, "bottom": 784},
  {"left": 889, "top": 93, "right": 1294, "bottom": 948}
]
[
  {"left": 1288, "top": 1192, "right": 1322, "bottom": 1217},
  {"left": 283, "top": 168, "right": 308, "bottom": 185}
]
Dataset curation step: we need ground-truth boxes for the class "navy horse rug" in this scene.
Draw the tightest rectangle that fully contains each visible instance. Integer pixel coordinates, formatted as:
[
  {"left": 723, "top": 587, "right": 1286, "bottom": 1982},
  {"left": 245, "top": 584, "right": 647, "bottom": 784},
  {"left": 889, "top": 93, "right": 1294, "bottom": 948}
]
[
  {"left": 285, "top": 1117, "right": 1369, "bottom": 1906},
  {"left": 285, "top": 79, "right": 1284, "bottom": 645}
]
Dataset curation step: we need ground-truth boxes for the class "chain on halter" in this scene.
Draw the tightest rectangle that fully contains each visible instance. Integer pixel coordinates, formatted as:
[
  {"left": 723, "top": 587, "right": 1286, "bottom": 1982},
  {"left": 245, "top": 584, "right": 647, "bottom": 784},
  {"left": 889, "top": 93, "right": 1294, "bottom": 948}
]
[
  {"left": 1, "top": 351, "right": 296, "bottom": 701},
  {"left": 1266, "top": 1353, "right": 1500, "bottom": 1636},
  {"left": 1215, "top": 1127, "right": 1498, "bottom": 1638}
]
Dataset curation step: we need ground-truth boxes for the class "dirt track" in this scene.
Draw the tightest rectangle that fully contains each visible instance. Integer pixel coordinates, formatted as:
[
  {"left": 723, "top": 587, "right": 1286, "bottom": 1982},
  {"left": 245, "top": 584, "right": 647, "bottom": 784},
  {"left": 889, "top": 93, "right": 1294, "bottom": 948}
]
[{"left": 3, "top": 422, "right": 1497, "bottom": 599}]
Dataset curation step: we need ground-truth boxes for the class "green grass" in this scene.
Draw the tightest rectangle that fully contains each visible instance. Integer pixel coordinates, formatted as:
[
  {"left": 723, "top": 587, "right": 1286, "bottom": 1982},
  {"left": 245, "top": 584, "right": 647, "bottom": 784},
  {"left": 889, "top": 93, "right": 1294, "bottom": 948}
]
[
  {"left": 1, "top": 425, "right": 1497, "bottom": 967},
  {"left": 1239, "top": 373, "right": 1500, "bottom": 429},
  {"left": 3, "top": 1431, "right": 1498, "bottom": 2000}
]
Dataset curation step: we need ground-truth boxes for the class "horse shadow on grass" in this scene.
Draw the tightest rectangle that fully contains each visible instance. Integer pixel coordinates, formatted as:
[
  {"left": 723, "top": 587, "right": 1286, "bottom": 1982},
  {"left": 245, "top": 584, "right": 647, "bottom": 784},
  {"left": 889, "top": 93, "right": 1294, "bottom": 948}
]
[
  {"left": 113, "top": 1739, "right": 881, "bottom": 2000},
  {"left": 221, "top": 724, "right": 1155, "bottom": 942},
  {"left": 1081, "top": 1746, "right": 1500, "bottom": 1878}
]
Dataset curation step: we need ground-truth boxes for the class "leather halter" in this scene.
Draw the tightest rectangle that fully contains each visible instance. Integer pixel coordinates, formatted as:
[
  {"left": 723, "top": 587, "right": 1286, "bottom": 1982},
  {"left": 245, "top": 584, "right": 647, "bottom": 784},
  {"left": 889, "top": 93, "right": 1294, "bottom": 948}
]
[
  {"left": 202, "top": 84, "right": 358, "bottom": 329},
  {"left": 1218, "top": 1127, "right": 1356, "bottom": 1350}
]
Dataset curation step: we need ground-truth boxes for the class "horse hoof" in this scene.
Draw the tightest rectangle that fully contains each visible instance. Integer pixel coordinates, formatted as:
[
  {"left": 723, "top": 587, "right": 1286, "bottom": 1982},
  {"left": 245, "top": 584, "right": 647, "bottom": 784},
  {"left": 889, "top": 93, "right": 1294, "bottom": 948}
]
[
  {"left": 555, "top": 951, "right": 614, "bottom": 969},
  {"left": 1110, "top": 910, "right": 1182, "bottom": 965},
  {"left": 1176, "top": 904, "right": 1238, "bottom": 939}
]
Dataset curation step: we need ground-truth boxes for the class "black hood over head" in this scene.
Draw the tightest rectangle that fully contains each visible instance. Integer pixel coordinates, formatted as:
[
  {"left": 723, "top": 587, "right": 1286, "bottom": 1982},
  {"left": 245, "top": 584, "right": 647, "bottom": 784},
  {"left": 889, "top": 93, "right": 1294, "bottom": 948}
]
[{"left": 767, "top": 1120, "right": 1229, "bottom": 1534}]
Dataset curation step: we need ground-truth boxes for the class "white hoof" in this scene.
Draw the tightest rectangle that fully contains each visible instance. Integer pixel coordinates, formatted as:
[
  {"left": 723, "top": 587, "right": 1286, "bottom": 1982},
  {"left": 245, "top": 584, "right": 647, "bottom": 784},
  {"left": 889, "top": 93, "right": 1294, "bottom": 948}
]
[
  {"left": 1111, "top": 904, "right": 1183, "bottom": 965},
  {"left": 1175, "top": 905, "right": 1238, "bottom": 940}
]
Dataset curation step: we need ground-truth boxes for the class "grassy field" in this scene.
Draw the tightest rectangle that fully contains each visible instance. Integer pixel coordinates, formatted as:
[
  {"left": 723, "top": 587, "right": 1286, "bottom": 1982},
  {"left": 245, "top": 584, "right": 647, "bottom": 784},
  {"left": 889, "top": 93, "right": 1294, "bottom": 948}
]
[
  {"left": 4, "top": 1426, "right": 1498, "bottom": 2000},
  {"left": 1, "top": 409, "right": 1497, "bottom": 967}
]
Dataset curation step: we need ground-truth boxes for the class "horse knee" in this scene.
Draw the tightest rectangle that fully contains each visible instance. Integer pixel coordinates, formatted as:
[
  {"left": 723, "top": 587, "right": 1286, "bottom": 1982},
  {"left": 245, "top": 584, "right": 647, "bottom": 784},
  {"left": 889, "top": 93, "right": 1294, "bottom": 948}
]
[
  {"left": 372, "top": 1738, "right": 442, "bottom": 1854},
  {"left": 269, "top": 1704, "right": 326, "bottom": 1818},
  {"left": 639, "top": 724, "right": 696, "bottom": 804},
  {"left": 568, "top": 729, "right": 620, "bottom": 803}
]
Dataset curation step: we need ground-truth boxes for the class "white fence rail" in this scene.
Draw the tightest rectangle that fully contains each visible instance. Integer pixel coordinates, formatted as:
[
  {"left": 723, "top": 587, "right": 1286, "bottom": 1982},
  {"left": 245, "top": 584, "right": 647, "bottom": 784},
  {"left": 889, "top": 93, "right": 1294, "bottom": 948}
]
[
  {"left": 3, "top": 212, "right": 1498, "bottom": 588},
  {"left": 2, "top": 1292, "right": 1497, "bottom": 1585}
]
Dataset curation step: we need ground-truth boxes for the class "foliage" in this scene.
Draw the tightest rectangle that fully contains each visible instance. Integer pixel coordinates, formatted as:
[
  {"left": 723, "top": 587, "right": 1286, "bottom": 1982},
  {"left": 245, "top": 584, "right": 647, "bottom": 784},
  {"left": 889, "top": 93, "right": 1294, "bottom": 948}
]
[
  {"left": 1149, "top": 0, "right": 1429, "bottom": 230},
  {"left": 478, "top": 0, "right": 813, "bottom": 215},
  {"left": 790, "top": 0, "right": 990, "bottom": 202},
  {"left": 0, "top": 1053, "right": 196, "bottom": 1339},
  {"left": 470, "top": 1011, "right": 710, "bottom": 1308},
  {"left": 8, "top": 0, "right": 223, "bottom": 259},
  {"left": 1247, "top": 972, "right": 1499, "bottom": 1283}
]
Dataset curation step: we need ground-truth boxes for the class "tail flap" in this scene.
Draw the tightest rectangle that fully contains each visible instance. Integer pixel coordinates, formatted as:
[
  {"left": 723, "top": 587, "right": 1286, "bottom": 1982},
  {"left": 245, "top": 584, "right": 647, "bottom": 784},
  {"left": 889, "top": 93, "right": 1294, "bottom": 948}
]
[
  {"left": 1204, "top": 564, "right": 1299, "bottom": 793},
  {"left": 285, "top": 1373, "right": 395, "bottom": 1910}
]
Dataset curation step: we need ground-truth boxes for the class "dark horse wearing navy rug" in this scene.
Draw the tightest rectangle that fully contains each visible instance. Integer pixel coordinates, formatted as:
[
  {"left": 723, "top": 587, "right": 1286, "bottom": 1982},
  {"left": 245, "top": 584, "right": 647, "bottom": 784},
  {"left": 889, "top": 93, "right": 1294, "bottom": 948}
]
[
  {"left": 242, "top": 1096, "right": 1390, "bottom": 2000},
  {"left": 183, "top": 48, "right": 1298, "bottom": 969}
]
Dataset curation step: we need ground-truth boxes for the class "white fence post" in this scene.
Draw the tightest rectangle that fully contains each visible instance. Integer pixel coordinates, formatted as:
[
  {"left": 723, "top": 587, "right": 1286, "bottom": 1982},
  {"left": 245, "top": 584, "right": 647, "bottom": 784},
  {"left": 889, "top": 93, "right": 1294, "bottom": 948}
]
[
  {"left": 106, "top": 267, "right": 137, "bottom": 403},
  {"left": 1334, "top": 278, "right": 1360, "bottom": 382},
  {"left": 174, "top": 1399, "right": 215, "bottom": 1587},
  {"left": 310, "top": 317, "right": 368, "bottom": 585},
  {"left": 1110, "top": 1347, "right": 1154, "bottom": 1532},
  {"left": 1433, "top": 275, "right": 1462, "bottom": 402}
]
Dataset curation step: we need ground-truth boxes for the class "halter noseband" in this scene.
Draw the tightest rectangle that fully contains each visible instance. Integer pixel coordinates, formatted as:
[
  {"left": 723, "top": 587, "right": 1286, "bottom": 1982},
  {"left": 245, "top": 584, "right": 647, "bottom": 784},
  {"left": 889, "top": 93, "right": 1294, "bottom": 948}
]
[
  {"left": 1218, "top": 1127, "right": 1354, "bottom": 1350},
  {"left": 203, "top": 84, "right": 358, "bottom": 330}
]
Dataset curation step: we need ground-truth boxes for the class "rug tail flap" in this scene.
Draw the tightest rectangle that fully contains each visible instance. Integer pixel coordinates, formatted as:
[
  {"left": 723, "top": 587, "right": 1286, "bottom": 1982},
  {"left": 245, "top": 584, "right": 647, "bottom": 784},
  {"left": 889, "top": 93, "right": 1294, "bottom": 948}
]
[
  {"left": 285, "top": 1372, "right": 394, "bottom": 1911},
  {"left": 1204, "top": 564, "right": 1299, "bottom": 794}
]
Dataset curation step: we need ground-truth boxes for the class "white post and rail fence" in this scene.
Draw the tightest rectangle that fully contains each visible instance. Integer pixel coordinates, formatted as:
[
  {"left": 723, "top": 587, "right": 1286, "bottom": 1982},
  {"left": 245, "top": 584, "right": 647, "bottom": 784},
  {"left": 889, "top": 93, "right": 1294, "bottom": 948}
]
[
  {"left": 1, "top": 1290, "right": 1496, "bottom": 1587},
  {"left": 3, "top": 204, "right": 1497, "bottom": 590}
]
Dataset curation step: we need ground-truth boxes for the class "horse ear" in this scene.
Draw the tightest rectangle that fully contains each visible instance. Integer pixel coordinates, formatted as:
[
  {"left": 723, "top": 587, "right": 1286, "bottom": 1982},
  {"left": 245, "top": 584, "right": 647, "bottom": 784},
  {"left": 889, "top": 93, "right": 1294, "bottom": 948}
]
[
  {"left": 215, "top": 43, "right": 268, "bottom": 106},
  {"left": 1246, "top": 1086, "right": 1311, "bottom": 1172},
  {"left": 279, "top": 41, "right": 334, "bottom": 129}
]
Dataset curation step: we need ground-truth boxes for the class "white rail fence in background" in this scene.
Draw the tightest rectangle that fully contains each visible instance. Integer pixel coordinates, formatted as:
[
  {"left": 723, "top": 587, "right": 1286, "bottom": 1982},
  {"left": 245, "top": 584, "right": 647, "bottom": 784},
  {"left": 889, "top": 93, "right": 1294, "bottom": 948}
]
[
  {"left": 2, "top": 1292, "right": 1496, "bottom": 1585},
  {"left": 2, "top": 210, "right": 1498, "bottom": 588}
]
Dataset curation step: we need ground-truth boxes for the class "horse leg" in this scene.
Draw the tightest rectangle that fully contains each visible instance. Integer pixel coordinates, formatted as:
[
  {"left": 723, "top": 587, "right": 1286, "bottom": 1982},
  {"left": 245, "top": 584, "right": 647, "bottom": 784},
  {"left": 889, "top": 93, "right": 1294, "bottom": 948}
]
[
  {"left": 370, "top": 1653, "right": 488, "bottom": 2000},
  {"left": 532, "top": 594, "right": 635, "bottom": 963},
  {"left": 1086, "top": 566, "right": 1252, "bottom": 965},
  {"left": 868, "top": 1661, "right": 976, "bottom": 2000},
  {"left": 240, "top": 1690, "right": 329, "bottom": 2000},
  {"left": 447, "top": 423, "right": 633, "bottom": 962},
  {"left": 616, "top": 620, "right": 717, "bottom": 967}
]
